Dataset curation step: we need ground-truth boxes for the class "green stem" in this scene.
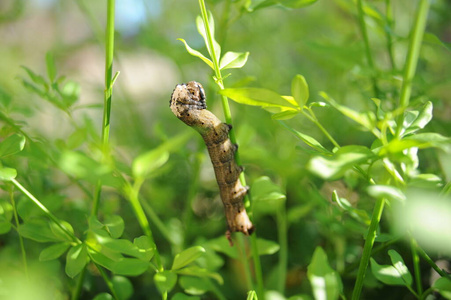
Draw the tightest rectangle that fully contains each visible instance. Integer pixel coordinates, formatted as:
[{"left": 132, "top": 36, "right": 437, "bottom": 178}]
[
  {"left": 92, "top": 0, "right": 116, "bottom": 216},
  {"left": 416, "top": 244, "right": 448, "bottom": 278},
  {"left": 395, "top": 0, "right": 430, "bottom": 137},
  {"left": 237, "top": 235, "right": 254, "bottom": 291},
  {"left": 9, "top": 186, "right": 28, "bottom": 279},
  {"left": 72, "top": 267, "right": 86, "bottom": 300},
  {"left": 385, "top": 0, "right": 396, "bottom": 70},
  {"left": 352, "top": 197, "right": 385, "bottom": 300},
  {"left": 276, "top": 205, "right": 288, "bottom": 294},
  {"left": 198, "top": 1, "right": 264, "bottom": 297},
  {"left": 411, "top": 238, "right": 423, "bottom": 296},
  {"left": 12, "top": 179, "right": 80, "bottom": 244},
  {"left": 304, "top": 109, "right": 340, "bottom": 149},
  {"left": 95, "top": 260, "right": 119, "bottom": 300},
  {"left": 125, "top": 181, "right": 163, "bottom": 271},
  {"left": 356, "top": 0, "right": 379, "bottom": 96}
]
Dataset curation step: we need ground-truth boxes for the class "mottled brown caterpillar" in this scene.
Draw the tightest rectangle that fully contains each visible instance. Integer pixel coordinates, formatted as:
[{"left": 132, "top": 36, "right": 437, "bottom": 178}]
[{"left": 170, "top": 81, "right": 254, "bottom": 243}]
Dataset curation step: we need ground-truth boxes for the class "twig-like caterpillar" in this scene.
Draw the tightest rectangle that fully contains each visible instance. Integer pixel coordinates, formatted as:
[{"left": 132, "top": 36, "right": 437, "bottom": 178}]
[{"left": 170, "top": 81, "right": 254, "bottom": 244}]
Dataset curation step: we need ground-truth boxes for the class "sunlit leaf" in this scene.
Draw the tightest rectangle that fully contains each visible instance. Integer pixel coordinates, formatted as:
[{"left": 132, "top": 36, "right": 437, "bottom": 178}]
[
  {"left": 0, "top": 133, "right": 26, "bottom": 158},
  {"left": 172, "top": 246, "right": 206, "bottom": 270},
  {"left": 39, "top": 242, "right": 70, "bottom": 261},
  {"left": 367, "top": 185, "right": 406, "bottom": 203},
  {"left": 196, "top": 11, "right": 221, "bottom": 61},
  {"left": 271, "top": 109, "right": 300, "bottom": 120},
  {"left": 278, "top": 0, "right": 318, "bottom": 8},
  {"left": 132, "top": 149, "right": 169, "bottom": 180},
  {"left": 178, "top": 39, "right": 214, "bottom": 69},
  {"left": 46, "top": 52, "right": 57, "bottom": 83},
  {"left": 307, "top": 247, "right": 342, "bottom": 300},
  {"left": 252, "top": 176, "right": 286, "bottom": 215},
  {"left": 179, "top": 276, "right": 209, "bottom": 296},
  {"left": 134, "top": 235, "right": 155, "bottom": 261},
  {"left": 104, "top": 215, "right": 124, "bottom": 238},
  {"left": 256, "top": 238, "right": 280, "bottom": 256},
  {"left": 279, "top": 122, "right": 329, "bottom": 153},
  {"left": 219, "top": 51, "right": 249, "bottom": 70},
  {"left": 219, "top": 88, "right": 298, "bottom": 109},
  {"left": 93, "top": 293, "right": 113, "bottom": 300},
  {"left": 370, "top": 257, "right": 410, "bottom": 286},
  {"left": 388, "top": 250, "right": 413, "bottom": 286},
  {"left": 332, "top": 191, "right": 370, "bottom": 225},
  {"left": 403, "top": 101, "right": 433, "bottom": 136},
  {"left": 207, "top": 236, "right": 238, "bottom": 259},
  {"left": 307, "top": 145, "right": 376, "bottom": 180},
  {"left": 291, "top": 75, "right": 309, "bottom": 107},
  {"left": 433, "top": 277, "right": 451, "bottom": 299},
  {"left": 175, "top": 266, "right": 223, "bottom": 285},
  {"left": 154, "top": 271, "right": 177, "bottom": 295},
  {"left": 0, "top": 167, "right": 17, "bottom": 181},
  {"left": 66, "top": 244, "right": 88, "bottom": 278},
  {"left": 18, "top": 219, "right": 65, "bottom": 243},
  {"left": 110, "top": 258, "right": 150, "bottom": 276}
]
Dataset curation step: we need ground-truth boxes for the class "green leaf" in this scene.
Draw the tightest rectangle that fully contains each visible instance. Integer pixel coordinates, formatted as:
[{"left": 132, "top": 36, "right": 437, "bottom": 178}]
[
  {"left": 403, "top": 101, "right": 433, "bottom": 136},
  {"left": 18, "top": 219, "right": 64, "bottom": 243},
  {"left": 112, "top": 276, "right": 133, "bottom": 300},
  {"left": 367, "top": 185, "right": 406, "bottom": 203},
  {"left": 271, "top": 109, "right": 300, "bottom": 120},
  {"left": 104, "top": 215, "right": 124, "bottom": 239},
  {"left": 291, "top": 74, "right": 309, "bottom": 107},
  {"left": 177, "top": 39, "right": 213, "bottom": 69},
  {"left": 279, "top": 0, "right": 318, "bottom": 8},
  {"left": 433, "top": 277, "right": 451, "bottom": 299},
  {"left": 21, "top": 66, "right": 48, "bottom": 87},
  {"left": 154, "top": 271, "right": 177, "bottom": 295},
  {"left": 61, "top": 80, "right": 80, "bottom": 107},
  {"left": 256, "top": 238, "right": 280, "bottom": 256},
  {"left": 321, "top": 92, "right": 377, "bottom": 134},
  {"left": 332, "top": 191, "right": 370, "bottom": 225},
  {"left": 196, "top": 11, "right": 221, "bottom": 61},
  {"left": 247, "top": 290, "right": 258, "bottom": 300},
  {"left": 46, "top": 52, "right": 57, "bottom": 83},
  {"left": 99, "top": 238, "right": 142, "bottom": 258},
  {"left": 59, "top": 150, "right": 121, "bottom": 187},
  {"left": 279, "top": 122, "right": 329, "bottom": 153},
  {"left": 66, "top": 244, "right": 88, "bottom": 278},
  {"left": 219, "top": 51, "right": 249, "bottom": 70},
  {"left": 0, "top": 133, "right": 26, "bottom": 158},
  {"left": 172, "top": 293, "right": 201, "bottom": 300},
  {"left": 172, "top": 246, "right": 206, "bottom": 270},
  {"left": 206, "top": 236, "right": 238, "bottom": 259},
  {"left": 93, "top": 293, "right": 113, "bottom": 300},
  {"left": 0, "top": 167, "right": 17, "bottom": 181},
  {"left": 179, "top": 276, "right": 209, "bottom": 296},
  {"left": 134, "top": 235, "right": 155, "bottom": 261},
  {"left": 370, "top": 257, "right": 410, "bottom": 286},
  {"left": 110, "top": 258, "right": 150, "bottom": 276},
  {"left": 307, "top": 145, "right": 376, "bottom": 180},
  {"left": 219, "top": 88, "right": 298, "bottom": 109},
  {"left": 388, "top": 250, "right": 413, "bottom": 286},
  {"left": 175, "top": 266, "right": 224, "bottom": 285},
  {"left": 251, "top": 176, "right": 286, "bottom": 215},
  {"left": 39, "top": 242, "right": 70, "bottom": 261},
  {"left": 132, "top": 149, "right": 169, "bottom": 179},
  {"left": 307, "top": 247, "right": 342, "bottom": 300}
]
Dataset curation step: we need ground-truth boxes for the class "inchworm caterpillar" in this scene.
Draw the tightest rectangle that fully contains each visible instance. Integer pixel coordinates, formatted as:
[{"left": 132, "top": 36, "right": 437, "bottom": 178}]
[{"left": 170, "top": 81, "right": 254, "bottom": 244}]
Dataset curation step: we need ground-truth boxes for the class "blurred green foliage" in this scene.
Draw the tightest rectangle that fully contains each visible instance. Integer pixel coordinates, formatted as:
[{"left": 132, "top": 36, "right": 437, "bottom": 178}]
[{"left": 0, "top": 0, "right": 450, "bottom": 299}]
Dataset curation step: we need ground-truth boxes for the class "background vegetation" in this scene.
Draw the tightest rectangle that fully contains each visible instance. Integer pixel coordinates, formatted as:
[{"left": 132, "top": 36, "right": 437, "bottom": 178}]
[{"left": 0, "top": 0, "right": 450, "bottom": 299}]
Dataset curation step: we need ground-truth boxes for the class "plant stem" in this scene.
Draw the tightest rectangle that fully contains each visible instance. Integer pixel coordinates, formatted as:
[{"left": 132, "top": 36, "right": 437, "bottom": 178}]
[
  {"left": 92, "top": 0, "right": 116, "bottom": 216},
  {"left": 411, "top": 238, "right": 423, "bottom": 296},
  {"left": 415, "top": 243, "right": 448, "bottom": 278},
  {"left": 276, "top": 205, "right": 288, "bottom": 294},
  {"left": 198, "top": 1, "right": 264, "bottom": 297},
  {"left": 237, "top": 235, "right": 253, "bottom": 290},
  {"left": 12, "top": 179, "right": 80, "bottom": 244},
  {"left": 385, "top": 0, "right": 396, "bottom": 70},
  {"left": 94, "top": 260, "right": 119, "bottom": 300},
  {"left": 72, "top": 267, "right": 86, "bottom": 300},
  {"left": 124, "top": 181, "right": 163, "bottom": 271},
  {"left": 356, "top": 0, "right": 379, "bottom": 96},
  {"left": 352, "top": 197, "right": 385, "bottom": 300},
  {"left": 395, "top": 0, "right": 430, "bottom": 137},
  {"left": 9, "top": 186, "right": 28, "bottom": 279}
]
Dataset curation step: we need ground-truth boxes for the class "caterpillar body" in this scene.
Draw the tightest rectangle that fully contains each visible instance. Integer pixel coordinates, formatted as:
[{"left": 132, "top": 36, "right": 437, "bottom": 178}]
[{"left": 170, "top": 81, "right": 254, "bottom": 243}]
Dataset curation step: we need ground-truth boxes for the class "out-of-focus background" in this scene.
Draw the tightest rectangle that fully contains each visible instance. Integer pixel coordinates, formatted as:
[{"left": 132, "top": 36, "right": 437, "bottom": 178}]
[{"left": 0, "top": 0, "right": 450, "bottom": 299}]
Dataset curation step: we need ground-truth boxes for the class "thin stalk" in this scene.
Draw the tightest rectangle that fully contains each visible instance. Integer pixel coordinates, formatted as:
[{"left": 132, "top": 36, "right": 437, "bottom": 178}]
[
  {"left": 395, "top": 0, "right": 430, "bottom": 137},
  {"left": 12, "top": 179, "right": 80, "bottom": 244},
  {"left": 9, "top": 186, "right": 28, "bottom": 279},
  {"left": 237, "top": 235, "right": 254, "bottom": 290},
  {"left": 198, "top": 1, "right": 264, "bottom": 297},
  {"left": 141, "top": 197, "right": 173, "bottom": 246},
  {"left": 416, "top": 244, "right": 448, "bottom": 278},
  {"left": 92, "top": 0, "right": 116, "bottom": 216},
  {"left": 72, "top": 267, "right": 86, "bottom": 300},
  {"left": 385, "top": 0, "right": 396, "bottom": 70},
  {"left": 276, "top": 205, "right": 288, "bottom": 294},
  {"left": 411, "top": 238, "right": 423, "bottom": 296},
  {"left": 125, "top": 181, "right": 163, "bottom": 271},
  {"left": 304, "top": 109, "right": 340, "bottom": 149},
  {"left": 352, "top": 197, "right": 385, "bottom": 300},
  {"left": 95, "top": 260, "right": 119, "bottom": 300},
  {"left": 356, "top": 0, "right": 379, "bottom": 96}
]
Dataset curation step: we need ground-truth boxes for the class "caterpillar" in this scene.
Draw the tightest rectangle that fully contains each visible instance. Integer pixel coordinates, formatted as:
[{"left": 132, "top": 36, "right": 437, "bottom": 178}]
[{"left": 170, "top": 81, "right": 254, "bottom": 244}]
